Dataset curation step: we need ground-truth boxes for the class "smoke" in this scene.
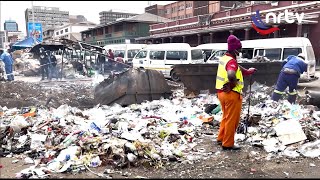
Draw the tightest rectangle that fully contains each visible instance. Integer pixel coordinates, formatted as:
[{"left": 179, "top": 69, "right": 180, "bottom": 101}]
[{"left": 91, "top": 70, "right": 105, "bottom": 87}]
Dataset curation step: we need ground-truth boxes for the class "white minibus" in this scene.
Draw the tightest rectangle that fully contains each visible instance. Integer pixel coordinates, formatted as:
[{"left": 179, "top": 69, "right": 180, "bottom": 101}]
[
  {"left": 205, "top": 37, "right": 316, "bottom": 81},
  {"left": 196, "top": 43, "right": 227, "bottom": 61},
  {"left": 132, "top": 43, "right": 204, "bottom": 81},
  {"left": 103, "top": 44, "right": 147, "bottom": 65}
]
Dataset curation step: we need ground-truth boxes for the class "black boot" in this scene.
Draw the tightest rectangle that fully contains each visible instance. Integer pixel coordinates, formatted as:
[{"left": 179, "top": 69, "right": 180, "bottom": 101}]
[
  {"left": 288, "top": 94, "right": 297, "bottom": 104},
  {"left": 222, "top": 145, "right": 241, "bottom": 150},
  {"left": 271, "top": 92, "right": 282, "bottom": 102}
]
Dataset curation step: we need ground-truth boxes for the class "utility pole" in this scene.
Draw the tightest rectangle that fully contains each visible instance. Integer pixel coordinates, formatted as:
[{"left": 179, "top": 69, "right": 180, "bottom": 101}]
[
  {"left": 0, "top": 1, "right": 3, "bottom": 48},
  {"left": 31, "top": 1, "right": 36, "bottom": 43}
]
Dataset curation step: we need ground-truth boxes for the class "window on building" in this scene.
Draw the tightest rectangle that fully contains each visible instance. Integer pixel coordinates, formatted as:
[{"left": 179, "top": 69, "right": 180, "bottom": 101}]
[
  {"left": 114, "top": 24, "right": 123, "bottom": 32},
  {"left": 150, "top": 51, "right": 165, "bottom": 60},
  {"left": 56, "top": 32, "right": 59, "bottom": 35},
  {"left": 65, "top": 28, "right": 68, "bottom": 33},
  {"left": 186, "top": 3, "right": 193, "bottom": 9},
  {"left": 60, "top": 30, "right": 63, "bottom": 34},
  {"left": 186, "top": 14, "right": 192, "bottom": 18}
]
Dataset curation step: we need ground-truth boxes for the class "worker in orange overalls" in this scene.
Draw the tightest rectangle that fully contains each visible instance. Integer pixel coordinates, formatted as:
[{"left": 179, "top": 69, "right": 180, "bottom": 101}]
[{"left": 215, "top": 35, "right": 257, "bottom": 150}]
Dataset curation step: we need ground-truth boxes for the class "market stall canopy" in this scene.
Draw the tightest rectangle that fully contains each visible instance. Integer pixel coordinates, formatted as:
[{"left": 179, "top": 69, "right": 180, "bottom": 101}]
[
  {"left": 11, "top": 37, "right": 41, "bottom": 50},
  {"left": 29, "top": 42, "right": 66, "bottom": 54}
]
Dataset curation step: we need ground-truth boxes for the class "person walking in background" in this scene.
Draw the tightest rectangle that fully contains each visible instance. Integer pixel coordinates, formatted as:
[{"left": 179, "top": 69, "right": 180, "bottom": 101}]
[
  {"left": 215, "top": 35, "right": 257, "bottom": 150},
  {"left": 39, "top": 48, "right": 49, "bottom": 81},
  {"left": 97, "top": 50, "right": 106, "bottom": 74},
  {"left": 0, "top": 48, "right": 14, "bottom": 81},
  {"left": 116, "top": 52, "right": 124, "bottom": 63},
  {"left": 107, "top": 49, "right": 114, "bottom": 61},
  {"left": 50, "top": 52, "right": 58, "bottom": 79},
  {"left": 271, "top": 53, "right": 308, "bottom": 104},
  {"left": 107, "top": 49, "right": 115, "bottom": 70}
]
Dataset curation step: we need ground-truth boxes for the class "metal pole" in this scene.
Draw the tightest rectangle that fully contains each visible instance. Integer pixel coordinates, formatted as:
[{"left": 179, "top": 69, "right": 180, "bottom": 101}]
[
  {"left": 60, "top": 48, "right": 64, "bottom": 80},
  {"left": 0, "top": 1, "right": 3, "bottom": 48},
  {"left": 244, "top": 75, "right": 253, "bottom": 140},
  {"left": 31, "top": 1, "right": 36, "bottom": 43}
]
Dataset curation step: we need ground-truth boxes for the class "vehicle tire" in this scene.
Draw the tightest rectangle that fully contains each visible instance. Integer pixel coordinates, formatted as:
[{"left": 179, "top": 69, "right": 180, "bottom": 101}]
[{"left": 170, "top": 70, "right": 180, "bottom": 82}]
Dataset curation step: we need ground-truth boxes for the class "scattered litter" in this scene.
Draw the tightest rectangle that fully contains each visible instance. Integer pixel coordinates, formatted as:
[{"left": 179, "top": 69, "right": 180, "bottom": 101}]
[
  {"left": 0, "top": 78, "right": 319, "bottom": 178},
  {"left": 12, "top": 160, "right": 19, "bottom": 163},
  {"left": 309, "top": 163, "right": 316, "bottom": 167}
]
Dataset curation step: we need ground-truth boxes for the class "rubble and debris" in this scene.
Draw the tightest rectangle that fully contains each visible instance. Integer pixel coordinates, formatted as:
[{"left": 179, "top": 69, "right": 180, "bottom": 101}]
[
  {"left": 1, "top": 71, "right": 320, "bottom": 178},
  {"left": 0, "top": 81, "right": 95, "bottom": 109}
]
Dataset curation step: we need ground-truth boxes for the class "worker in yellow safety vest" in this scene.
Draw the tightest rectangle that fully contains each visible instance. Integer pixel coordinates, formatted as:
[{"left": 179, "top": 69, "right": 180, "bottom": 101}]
[{"left": 215, "top": 35, "right": 257, "bottom": 150}]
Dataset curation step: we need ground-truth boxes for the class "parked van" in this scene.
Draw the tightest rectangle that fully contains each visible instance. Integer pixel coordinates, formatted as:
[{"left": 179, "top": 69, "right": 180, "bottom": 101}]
[
  {"left": 132, "top": 43, "right": 204, "bottom": 81},
  {"left": 205, "top": 37, "right": 317, "bottom": 81},
  {"left": 196, "top": 43, "right": 227, "bottom": 61},
  {"left": 103, "top": 44, "right": 147, "bottom": 65}
]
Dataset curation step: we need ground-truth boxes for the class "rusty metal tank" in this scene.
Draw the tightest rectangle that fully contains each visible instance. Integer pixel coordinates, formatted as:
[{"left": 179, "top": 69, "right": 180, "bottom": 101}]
[
  {"left": 172, "top": 62, "right": 283, "bottom": 95},
  {"left": 94, "top": 68, "right": 172, "bottom": 106}
]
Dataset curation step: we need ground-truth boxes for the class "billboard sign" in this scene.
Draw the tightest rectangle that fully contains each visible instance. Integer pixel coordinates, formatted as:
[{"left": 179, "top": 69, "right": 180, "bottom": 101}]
[{"left": 27, "top": 22, "right": 43, "bottom": 42}]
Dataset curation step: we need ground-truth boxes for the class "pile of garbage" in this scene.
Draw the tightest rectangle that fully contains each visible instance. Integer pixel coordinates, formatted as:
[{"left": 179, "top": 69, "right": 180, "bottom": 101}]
[
  {"left": 13, "top": 53, "right": 41, "bottom": 76},
  {"left": 1, "top": 82, "right": 320, "bottom": 178},
  {"left": 0, "top": 90, "right": 220, "bottom": 178},
  {"left": 238, "top": 82, "right": 320, "bottom": 160},
  {"left": 0, "top": 81, "right": 95, "bottom": 109},
  {"left": 239, "top": 56, "right": 282, "bottom": 63}
]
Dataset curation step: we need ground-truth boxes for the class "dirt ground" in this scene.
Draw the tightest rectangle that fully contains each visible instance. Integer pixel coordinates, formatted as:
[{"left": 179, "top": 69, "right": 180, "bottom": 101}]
[
  {"left": 0, "top": 71, "right": 320, "bottom": 178},
  {"left": 0, "top": 76, "right": 96, "bottom": 109},
  {"left": 2, "top": 135, "right": 320, "bottom": 179}
]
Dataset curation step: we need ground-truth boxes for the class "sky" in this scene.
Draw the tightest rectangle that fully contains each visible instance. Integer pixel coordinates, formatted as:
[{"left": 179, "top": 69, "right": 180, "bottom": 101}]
[{"left": 0, "top": 1, "right": 174, "bottom": 35}]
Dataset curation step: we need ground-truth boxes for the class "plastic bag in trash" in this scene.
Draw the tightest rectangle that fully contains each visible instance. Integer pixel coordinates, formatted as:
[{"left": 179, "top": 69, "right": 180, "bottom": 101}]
[
  {"left": 90, "top": 156, "right": 102, "bottom": 168},
  {"left": 47, "top": 161, "right": 62, "bottom": 172},
  {"left": 30, "top": 134, "right": 47, "bottom": 150},
  {"left": 10, "top": 115, "right": 30, "bottom": 130},
  {"left": 299, "top": 140, "right": 320, "bottom": 158}
]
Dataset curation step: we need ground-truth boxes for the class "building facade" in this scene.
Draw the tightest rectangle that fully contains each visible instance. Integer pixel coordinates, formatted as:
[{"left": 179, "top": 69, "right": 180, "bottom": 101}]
[
  {"left": 69, "top": 15, "right": 87, "bottom": 24},
  {"left": 7, "top": 31, "right": 24, "bottom": 43},
  {"left": 25, "top": 6, "right": 69, "bottom": 32},
  {"left": 43, "top": 28, "right": 55, "bottom": 42},
  {"left": 137, "top": 1, "right": 320, "bottom": 61},
  {"left": 145, "top": 1, "right": 250, "bottom": 21},
  {"left": 146, "top": 1, "right": 195, "bottom": 20},
  {"left": 145, "top": 4, "right": 165, "bottom": 17},
  {"left": 99, "top": 10, "right": 138, "bottom": 25},
  {"left": 4, "top": 20, "right": 18, "bottom": 32},
  {"left": 53, "top": 21, "right": 96, "bottom": 41},
  {"left": 0, "top": 31, "right": 6, "bottom": 49},
  {"left": 82, "top": 13, "right": 171, "bottom": 46}
]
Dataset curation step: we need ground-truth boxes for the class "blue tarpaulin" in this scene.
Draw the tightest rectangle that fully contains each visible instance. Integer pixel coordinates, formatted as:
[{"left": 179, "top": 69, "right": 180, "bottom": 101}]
[{"left": 12, "top": 37, "right": 41, "bottom": 50}]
